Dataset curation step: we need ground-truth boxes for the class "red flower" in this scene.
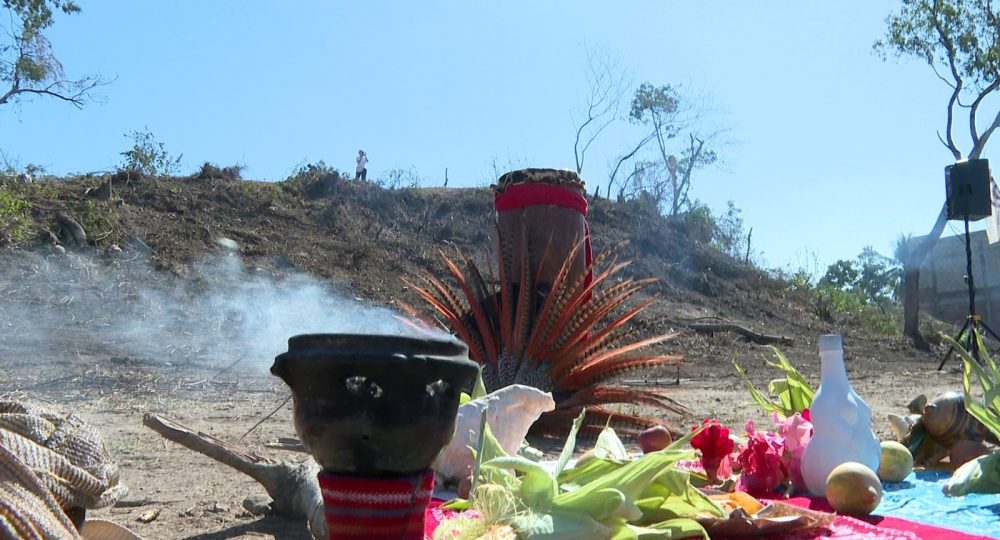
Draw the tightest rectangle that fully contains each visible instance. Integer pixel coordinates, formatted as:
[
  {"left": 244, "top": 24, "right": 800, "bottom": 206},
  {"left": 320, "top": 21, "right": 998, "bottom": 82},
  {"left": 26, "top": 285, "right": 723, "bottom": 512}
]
[
  {"left": 691, "top": 419, "right": 735, "bottom": 482},
  {"left": 735, "top": 421, "right": 788, "bottom": 496}
]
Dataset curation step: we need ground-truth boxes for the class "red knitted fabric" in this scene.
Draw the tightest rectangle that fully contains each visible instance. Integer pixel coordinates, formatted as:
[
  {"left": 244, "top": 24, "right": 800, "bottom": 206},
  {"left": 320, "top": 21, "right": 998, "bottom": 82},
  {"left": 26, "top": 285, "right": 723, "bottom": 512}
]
[
  {"left": 318, "top": 469, "right": 435, "bottom": 540},
  {"left": 494, "top": 182, "right": 594, "bottom": 289},
  {"left": 494, "top": 182, "right": 589, "bottom": 215}
]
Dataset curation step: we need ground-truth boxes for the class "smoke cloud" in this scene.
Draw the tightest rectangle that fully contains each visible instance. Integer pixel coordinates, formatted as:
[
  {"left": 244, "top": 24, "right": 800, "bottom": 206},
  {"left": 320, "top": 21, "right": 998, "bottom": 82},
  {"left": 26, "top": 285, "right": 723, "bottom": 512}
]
[{"left": 0, "top": 250, "right": 439, "bottom": 377}]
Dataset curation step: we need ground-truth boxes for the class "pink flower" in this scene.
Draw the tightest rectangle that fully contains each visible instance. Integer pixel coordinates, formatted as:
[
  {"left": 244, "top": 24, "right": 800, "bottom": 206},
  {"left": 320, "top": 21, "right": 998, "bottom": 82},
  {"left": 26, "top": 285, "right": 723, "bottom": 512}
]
[
  {"left": 691, "top": 419, "right": 735, "bottom": 483},
  {"left": 772, "top": 412, "right": 814, "bottom": 493},
  {"left": 736, "top": 420, "right": 788, "bottom": 496}
]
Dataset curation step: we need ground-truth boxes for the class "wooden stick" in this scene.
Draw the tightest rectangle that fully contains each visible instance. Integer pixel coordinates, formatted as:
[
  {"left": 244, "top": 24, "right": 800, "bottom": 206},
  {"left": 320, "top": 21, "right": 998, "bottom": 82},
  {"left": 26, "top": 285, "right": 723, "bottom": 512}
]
[
  {"left": 685, "top": 322, "right": 793, "bottom": 346},
  {"left": 142, "top": 413, "right": 325, "bottom": 539}
]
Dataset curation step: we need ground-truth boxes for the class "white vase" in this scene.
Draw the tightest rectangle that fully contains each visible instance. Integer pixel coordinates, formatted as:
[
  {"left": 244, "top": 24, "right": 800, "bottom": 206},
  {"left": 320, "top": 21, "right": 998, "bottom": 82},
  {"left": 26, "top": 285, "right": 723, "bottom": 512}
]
[{"left": 800, "top": 334, "right": 882, "bottom": 496}]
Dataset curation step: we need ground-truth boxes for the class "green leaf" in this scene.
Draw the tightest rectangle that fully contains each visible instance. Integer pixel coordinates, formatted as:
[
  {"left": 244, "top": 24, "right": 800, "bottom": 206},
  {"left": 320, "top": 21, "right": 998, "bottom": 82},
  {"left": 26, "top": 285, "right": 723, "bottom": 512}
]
[
  {"left": 472, "top": 421, "right": 519, "bottom": 492},
  {"left": 554, "top": 409, "right": 587, "bottom": 477},
  {"left": 469, "top": 407, "right": 490, "bottom": 495},
  {"left": 734, "top": 359, "right": 785, "bottom": 415},
  {"left": 554, "top": 453, "right": 683, "bottom": 515},
  {"left": 767, "top": 347, "right": 815, "bottom": 410},
  {"left": 471, "top": 367, "right": 488, "bottom": 400},
  {"left": 622, "top": 519, "right": 708, "bottom": 539},
  {"left": 440, "top": 497, "right": 471, "bottom": 511},
  {"left": 558, "top": 457, "right": 624, "bottom": 487},
  {"left": 734, "top": 347, "right": 815, "bottom": 417},
  {"left": 768, "top": 379, "right": 793, "bottom": 410},
  {"left": 638, "top": 470, "right": 725, "bottom": 521},
  {"left": 948, "top": 331, "right": 1000, "bottom": 443},
  {"left": 511, "top": 510, "right": 614, "bottom": 539},
  {"left": 483, "top": 456, "right": 558, "bottom": 511}
]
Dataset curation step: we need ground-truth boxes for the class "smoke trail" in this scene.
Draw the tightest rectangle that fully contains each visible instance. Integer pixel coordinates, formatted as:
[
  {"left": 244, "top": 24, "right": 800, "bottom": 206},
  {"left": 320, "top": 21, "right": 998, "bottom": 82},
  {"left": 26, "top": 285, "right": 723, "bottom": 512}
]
[{"left": 0, "top": 250, "right": 443, "bottom": 375}]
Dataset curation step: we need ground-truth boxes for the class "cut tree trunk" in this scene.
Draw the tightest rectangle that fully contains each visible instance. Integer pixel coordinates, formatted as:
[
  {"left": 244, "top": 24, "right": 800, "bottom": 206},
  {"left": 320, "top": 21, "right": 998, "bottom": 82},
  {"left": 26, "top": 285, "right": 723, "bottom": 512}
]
[
  {"left": 681, "top": 318, "right": 793, "bottom": 346},
  {"left": 903, "top": 267, "right": 921, "bottom": 339},
  {"left": 141, "top": 413, "right": 325, "bottom": 539}
]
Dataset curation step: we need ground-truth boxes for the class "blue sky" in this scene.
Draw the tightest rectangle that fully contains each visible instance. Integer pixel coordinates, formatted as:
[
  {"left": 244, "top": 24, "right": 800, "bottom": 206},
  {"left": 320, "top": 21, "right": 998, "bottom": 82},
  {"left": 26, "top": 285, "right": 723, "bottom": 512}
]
[{"left": 1, "top": 1, "right": 995, "bottom": 275}]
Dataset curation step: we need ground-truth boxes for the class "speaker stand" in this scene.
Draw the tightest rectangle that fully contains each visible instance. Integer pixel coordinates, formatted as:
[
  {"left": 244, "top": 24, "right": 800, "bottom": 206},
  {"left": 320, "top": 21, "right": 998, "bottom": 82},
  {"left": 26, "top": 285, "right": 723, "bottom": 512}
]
[{"left": 937, "top": 215, "right": 1000, "bottom": 370}]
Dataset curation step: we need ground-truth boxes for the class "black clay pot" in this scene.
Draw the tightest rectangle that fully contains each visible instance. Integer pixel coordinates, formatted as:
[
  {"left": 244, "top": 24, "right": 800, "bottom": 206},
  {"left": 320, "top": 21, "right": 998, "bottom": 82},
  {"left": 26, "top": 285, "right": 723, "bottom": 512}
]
[{"left": 270, "top": 334, "right": 478, "bottom": 476}]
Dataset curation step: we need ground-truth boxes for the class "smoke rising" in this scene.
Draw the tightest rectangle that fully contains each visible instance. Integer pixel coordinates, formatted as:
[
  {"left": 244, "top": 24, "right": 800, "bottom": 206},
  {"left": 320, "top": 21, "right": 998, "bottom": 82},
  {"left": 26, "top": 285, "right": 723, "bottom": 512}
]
[{"left": 0, "top": 251, "right": 440, "bottom": 377}]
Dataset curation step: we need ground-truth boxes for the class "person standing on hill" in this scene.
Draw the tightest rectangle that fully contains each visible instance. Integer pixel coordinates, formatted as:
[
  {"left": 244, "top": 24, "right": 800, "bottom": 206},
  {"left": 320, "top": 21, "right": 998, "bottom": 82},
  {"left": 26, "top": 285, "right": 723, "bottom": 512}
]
[{"left": 355, "top": 150, "right": 368, "bottom": 180}]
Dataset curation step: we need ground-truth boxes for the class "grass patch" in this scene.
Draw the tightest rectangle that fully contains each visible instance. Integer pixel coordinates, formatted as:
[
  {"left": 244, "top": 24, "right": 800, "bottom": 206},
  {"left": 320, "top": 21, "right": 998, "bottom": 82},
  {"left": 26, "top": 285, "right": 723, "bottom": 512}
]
[{"left": 0, "top": 184, "right": 34, "bottom": 243}]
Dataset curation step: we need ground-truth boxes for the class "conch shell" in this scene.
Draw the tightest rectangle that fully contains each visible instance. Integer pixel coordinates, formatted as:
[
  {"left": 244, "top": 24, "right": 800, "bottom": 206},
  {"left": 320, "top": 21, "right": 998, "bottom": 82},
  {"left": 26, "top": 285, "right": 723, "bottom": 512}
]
[
  {"left": 921, "top": 391, "right": 997, "bottom": 448},
  {"left": 433, "top": 384, "right": 555, "bottom": 483},
  {"left": 890, "top": 392, "right": 998, "bottom": 467}
]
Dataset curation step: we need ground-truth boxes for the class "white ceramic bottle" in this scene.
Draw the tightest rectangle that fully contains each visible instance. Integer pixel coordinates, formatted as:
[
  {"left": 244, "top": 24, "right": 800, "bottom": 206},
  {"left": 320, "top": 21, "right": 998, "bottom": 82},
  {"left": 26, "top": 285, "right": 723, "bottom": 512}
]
[{"left": 800, "top": 334, "right": 881, "bottom": 496}]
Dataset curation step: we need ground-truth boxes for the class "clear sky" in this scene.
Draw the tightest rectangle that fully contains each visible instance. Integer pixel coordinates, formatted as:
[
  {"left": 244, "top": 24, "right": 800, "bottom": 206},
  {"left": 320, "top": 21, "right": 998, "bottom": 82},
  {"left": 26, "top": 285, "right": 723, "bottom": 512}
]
[{"left": 1, "top": 1, "right": 995, "bottom": 275}]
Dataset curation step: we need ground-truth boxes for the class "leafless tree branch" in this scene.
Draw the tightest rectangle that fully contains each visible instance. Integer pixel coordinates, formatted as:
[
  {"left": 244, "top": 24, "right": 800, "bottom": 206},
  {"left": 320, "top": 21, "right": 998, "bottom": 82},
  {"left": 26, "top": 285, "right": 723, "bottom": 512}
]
[
  {"left": 0, "top": 77, "right": 103, "bottom": 108},
  {"left": 971, "top": 109, "right": 1000, "bottom": 159},
  {"left": 672, "top": 135, "right": 706, "bottom": 215},
  {"left": 573, "top": 46, "right": 630, "bottom": 175},
  {"left": 969, "top": 80, "right": 1000, "bottom": 156},
  {"left": 929, "top": 62, "right": 958, "bottom": 88},
  {"left": 931, "top": 3, "right": 965, "bottom": 159},
  {"left": 606, "top": 132, "right": 655, "bottom": 197}
]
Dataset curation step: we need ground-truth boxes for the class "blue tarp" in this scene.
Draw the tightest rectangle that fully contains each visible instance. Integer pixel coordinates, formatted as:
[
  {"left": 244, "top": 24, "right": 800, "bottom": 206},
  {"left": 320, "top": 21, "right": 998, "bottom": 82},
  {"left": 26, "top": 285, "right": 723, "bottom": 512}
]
[{"left": 880, "top": 471, "right": 1000, "bottom": 538}]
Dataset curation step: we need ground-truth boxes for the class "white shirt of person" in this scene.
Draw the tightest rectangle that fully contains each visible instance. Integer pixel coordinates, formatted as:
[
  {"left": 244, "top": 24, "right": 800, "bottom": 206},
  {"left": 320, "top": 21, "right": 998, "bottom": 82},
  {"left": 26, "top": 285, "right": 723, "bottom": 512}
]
[{"left": 357, "top": 154, "right": 368, "bottom": 172}]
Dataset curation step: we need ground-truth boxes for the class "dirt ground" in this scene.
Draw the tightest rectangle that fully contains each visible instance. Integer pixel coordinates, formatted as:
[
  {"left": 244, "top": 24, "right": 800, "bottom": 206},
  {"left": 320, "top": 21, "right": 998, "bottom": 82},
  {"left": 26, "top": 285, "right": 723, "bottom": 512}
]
[
  {"left": 0, "top": 175, "right": 993, "bottom": 538},
  {"left": 0, "top": 317, "right": 973, "bottom": 539}
]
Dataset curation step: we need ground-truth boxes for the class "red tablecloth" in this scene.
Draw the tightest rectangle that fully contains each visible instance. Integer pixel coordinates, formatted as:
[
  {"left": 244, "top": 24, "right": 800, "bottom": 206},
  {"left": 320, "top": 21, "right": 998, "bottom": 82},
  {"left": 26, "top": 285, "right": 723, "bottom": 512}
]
[
  {"left": 425, "top": 500, "right": 456, "bottom": 538},
  {"left": 772, "top": 496, "right": 996, "bottom": 540},
  {"left": 424, "top": 497, "right": 997, "bottom": 539}
]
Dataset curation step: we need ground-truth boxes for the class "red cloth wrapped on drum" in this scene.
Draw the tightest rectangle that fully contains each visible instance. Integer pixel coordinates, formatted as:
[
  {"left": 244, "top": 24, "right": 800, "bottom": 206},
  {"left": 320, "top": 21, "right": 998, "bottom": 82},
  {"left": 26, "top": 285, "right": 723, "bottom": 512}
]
[
  {"left": 318, "top": 469, "right": 434, "bottom": 540},
  {"left": 494, "top": 169, "right": 593, "bottom": 295}
]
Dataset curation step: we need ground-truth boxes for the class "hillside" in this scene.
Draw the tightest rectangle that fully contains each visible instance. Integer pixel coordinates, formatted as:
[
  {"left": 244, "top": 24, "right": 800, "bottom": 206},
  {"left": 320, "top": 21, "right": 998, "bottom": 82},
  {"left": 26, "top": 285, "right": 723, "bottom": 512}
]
[{"left": 0, "top": 169, "right": 970, "bottom": 538}]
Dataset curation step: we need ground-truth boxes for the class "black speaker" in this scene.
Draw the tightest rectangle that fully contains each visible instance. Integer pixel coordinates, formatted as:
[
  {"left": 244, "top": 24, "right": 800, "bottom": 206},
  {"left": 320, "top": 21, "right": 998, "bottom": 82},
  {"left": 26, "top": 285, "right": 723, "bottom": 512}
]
[{"left": 945, "top": 159, "right": 992, "bottom": 221}]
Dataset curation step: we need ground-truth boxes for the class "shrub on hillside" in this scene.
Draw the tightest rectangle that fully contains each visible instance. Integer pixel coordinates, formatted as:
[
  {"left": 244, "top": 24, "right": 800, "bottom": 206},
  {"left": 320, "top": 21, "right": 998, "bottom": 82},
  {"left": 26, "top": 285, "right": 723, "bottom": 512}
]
[
  {"left": 193, "top": 162, "right": 244, "bottom": 181},
  {"left": 814, "top": 284, "right": 902, "bottom": 336},
  {"left": 377, "top": 167, "right": 422, "bottom": 190},
  {"left": 282, "top": 161, "right": 343, "bottom": 199},
  {"left": 119, "top": 129, "right": 182, "bottom": 177}
]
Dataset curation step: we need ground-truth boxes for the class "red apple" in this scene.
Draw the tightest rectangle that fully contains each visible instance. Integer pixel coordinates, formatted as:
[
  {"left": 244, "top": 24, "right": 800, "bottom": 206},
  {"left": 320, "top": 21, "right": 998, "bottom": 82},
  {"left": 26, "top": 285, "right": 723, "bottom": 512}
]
[{"left": 637, "top": 425, "right": 673, "bottom": 453}]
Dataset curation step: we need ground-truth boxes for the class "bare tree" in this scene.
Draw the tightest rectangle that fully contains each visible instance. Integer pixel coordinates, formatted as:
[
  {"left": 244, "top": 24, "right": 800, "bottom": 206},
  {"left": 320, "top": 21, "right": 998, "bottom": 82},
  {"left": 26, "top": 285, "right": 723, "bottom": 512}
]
[
  {"left": 485, "top": 153, "right": 528, "bottom": 185},
  {"left": 571, "top": 45, "right": 631, "bottom": 177},
  {"left": 1, "top": 0, "right": 108, "bottom": 110},
  {"left": 875, "top": 0, "right": 999, "bottom": 340}
]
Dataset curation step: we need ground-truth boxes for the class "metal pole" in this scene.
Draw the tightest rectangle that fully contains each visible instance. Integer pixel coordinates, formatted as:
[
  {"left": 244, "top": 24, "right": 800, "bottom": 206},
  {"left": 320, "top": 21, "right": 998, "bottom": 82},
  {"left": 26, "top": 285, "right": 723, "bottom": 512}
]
[{"left": 964, "top": 215, "right": 980, "bottom": 360}]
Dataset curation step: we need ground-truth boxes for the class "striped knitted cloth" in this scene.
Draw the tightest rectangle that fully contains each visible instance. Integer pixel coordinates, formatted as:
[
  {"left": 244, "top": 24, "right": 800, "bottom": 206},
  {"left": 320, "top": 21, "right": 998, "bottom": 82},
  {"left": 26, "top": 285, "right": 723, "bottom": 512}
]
[
  {"left": 0, "top": 401, "right": 125, "bottom": 512},
  {"left": 0, "top": 443, "right": 81, "bottom": 540},
  {"left": 318, "top": 469, "right": 434, "bottom": 540}
]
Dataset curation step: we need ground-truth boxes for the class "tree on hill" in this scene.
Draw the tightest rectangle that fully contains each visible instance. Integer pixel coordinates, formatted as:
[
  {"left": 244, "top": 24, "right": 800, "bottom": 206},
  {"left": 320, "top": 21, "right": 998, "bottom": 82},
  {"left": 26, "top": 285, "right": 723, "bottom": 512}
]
[
  {"left": 875, "top": 0, "right": 999, "bottom": 341},
  {"left": 819, "top": 247, "right": 902, "bottom": 306},
  {"left": 1, "top": 0, "right": 107, "bottom": 109},
  {"left": 608, "top": 82, "right": 719, "bottom": 215}
]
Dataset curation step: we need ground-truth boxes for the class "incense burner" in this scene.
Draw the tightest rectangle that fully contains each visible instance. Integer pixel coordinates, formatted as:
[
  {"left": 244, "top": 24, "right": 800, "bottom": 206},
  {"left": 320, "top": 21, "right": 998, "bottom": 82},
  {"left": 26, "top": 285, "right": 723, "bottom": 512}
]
[{"left": 270, "top": 333, "right": 478, "bottom": 475}]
